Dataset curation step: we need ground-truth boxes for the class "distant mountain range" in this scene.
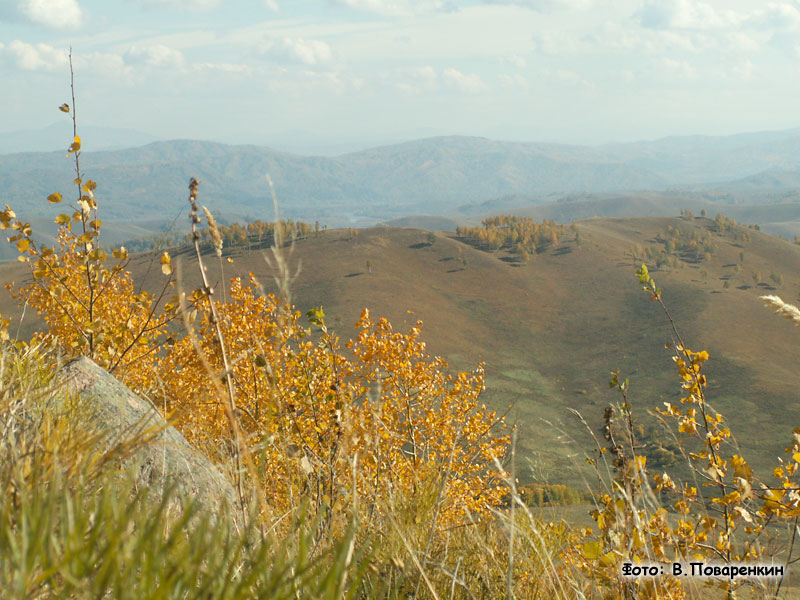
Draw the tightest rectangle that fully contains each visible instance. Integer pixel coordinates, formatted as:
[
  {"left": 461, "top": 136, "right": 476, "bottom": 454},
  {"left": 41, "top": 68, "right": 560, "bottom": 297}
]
[{"left": 2, "top": 128, "right": 800, "bottom": 241}]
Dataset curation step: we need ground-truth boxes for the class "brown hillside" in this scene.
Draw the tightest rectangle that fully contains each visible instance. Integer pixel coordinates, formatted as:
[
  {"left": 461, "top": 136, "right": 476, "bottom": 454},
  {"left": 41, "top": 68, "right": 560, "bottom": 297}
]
[{"left": 2, "top": 216, "right": 799, "bottom": 487}]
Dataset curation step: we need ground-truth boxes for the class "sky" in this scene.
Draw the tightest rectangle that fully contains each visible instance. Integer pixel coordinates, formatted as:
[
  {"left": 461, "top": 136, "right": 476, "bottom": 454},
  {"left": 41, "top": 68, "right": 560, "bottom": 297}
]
[{"left": 1, "top": 0, "right": 800, "bottom": 150}]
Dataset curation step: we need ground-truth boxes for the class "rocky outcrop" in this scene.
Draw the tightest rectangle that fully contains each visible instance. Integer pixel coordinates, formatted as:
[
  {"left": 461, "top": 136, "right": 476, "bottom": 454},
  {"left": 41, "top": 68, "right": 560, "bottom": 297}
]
[{"left": 59, "top": 356, "right": 237, "bottom": 517}]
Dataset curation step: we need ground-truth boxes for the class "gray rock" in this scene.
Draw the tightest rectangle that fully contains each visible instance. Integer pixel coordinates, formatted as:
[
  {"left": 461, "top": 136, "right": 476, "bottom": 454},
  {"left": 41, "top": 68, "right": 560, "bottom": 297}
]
[{"left": 59, "top": 356, "right": 238, "bottom": 518}]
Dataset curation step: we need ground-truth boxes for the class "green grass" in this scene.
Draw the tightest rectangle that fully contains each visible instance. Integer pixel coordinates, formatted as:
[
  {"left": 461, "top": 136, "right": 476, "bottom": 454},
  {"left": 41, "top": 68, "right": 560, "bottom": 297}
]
[{"left": 0, "top": 342, "right": 370, "bottom": 600}]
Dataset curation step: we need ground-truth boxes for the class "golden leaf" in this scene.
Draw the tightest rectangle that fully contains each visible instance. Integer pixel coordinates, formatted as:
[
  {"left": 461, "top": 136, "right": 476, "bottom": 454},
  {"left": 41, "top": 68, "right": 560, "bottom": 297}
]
[
  {"left": 47, "top": 192, "right": 62, "bottom": 204},
  {"left": 580, "top": 541, "right": 603, "bottom": 560},
  {"left": 160, "top": 252, "right": 172, "bottom": 275},
  {"left": 89, "top": 248, "right": 106, "bottom": 262},
  {"left": 68, "top": 136, "right": 81, "bottom": 153},
  {"left": 58, "top": 103, "right": 70, "bottom": 113}
]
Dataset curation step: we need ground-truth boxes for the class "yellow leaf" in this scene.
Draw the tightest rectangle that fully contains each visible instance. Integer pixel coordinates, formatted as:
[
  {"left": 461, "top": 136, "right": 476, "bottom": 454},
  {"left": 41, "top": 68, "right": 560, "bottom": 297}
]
[
  {"left": 47, "top": 192, "right": 62, "bottom": 204},
  {"left": 58, "top": 103, "right": 70, "bottom": 113},
  {"left": 599, "top": 552, "right": 616, "bottom": 567},
  {"left": 89, "top": 248, "right": 106, "bottom": 262},
  {"left": 580, "top": 541, "right": 603, "bottom": 560},
  {"left": 16, "top": 239, "right": 30, "bottom": 253},
  {"left": 68, "top": 136, "right": 81, "bottom": 153},
  {"left": 112, "top": 247, "right": 128, "bottom": 260},
  {"left": 160, "top": 252, "right": 172, "bottom": 275},
  {"left": 764, "top": 489, "right": 784, "bottom": 512},
  {"left": 55, "top": 213, "right": 71, "bottom": 225}
]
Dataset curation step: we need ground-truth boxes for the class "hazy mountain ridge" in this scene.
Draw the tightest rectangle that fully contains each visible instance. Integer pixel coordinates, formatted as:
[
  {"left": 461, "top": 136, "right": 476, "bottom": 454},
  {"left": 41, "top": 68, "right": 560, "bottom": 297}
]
[
  {"left": 3, "top": 130, "right": 800, "bottom": 244},
  {"left": 0, "top": 136, "right": 670, "bottom": 229}
]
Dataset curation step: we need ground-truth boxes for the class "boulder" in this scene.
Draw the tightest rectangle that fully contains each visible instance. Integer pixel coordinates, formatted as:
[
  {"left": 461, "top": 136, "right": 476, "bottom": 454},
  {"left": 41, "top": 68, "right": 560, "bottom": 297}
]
[{"left": 59, "top": 355, "right": 238, "bottom": 518}]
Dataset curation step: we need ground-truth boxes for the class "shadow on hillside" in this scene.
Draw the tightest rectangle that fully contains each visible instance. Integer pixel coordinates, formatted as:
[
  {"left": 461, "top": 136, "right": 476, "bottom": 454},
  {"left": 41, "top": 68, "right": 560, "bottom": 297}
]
[
  {"left": 409, "top": 242, "right": 433, "bottom": 249},
  {"left": 345, "top": 272, "right": 363, "bottom": 278},
  {"left": 447, "top": 268, "right": 465, "bottom": 273}
]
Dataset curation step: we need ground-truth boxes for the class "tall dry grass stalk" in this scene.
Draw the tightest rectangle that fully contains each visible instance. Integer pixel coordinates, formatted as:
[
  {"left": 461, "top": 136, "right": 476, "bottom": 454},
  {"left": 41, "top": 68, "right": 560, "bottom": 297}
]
[
  {"left": 760, "top": 295, "right": 800, "bottom": 326},
  {"left": 186, "top": 178, "right": 247, "bottom": 517}
]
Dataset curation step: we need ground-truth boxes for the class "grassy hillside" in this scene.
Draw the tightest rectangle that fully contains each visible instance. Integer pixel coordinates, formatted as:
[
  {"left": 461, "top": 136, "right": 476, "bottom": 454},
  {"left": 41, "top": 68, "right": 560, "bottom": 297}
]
[
  {"left": 3, "top": 215, "right": 799, "bottom": 488},
  {"left": 461, "top": 192, "right": 800, "bottom": 239}
]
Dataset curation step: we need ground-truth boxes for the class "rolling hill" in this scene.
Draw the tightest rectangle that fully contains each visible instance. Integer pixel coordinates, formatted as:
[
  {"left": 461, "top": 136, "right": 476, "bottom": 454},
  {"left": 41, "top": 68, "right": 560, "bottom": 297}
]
[{"left": 1, "top": 215, "right": 799, "bottom": 488}]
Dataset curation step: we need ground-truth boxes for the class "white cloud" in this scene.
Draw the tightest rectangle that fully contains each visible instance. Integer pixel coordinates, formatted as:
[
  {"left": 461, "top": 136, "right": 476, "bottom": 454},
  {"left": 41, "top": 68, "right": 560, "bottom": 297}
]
[
  {"left": 731, "top": 58, "right": 754, "bottom": 81},
  {"left": 18, "top": 0, "right": 83, "bottom": 29},
  {"left": 746, "top": 3, "right": 800, "bottom": 31},
  {"left": 636, "top": 0, "right": 737, "bottom": 30},
  {"left": 267, "top": 69, "right": 364, "bottom": 95},
  {"left": 390, "top": 65, "right": 437, "bottom": 93},
  {"left": 195, "top": 62, "right": 254, "bottom": 76},
  {"left": 4, "top": 40, "right": 69, "bottom": 70},
  {"left": 2, "top": 42, "right": 140, "bottom": 81},
  {"left": 619, "top": 69, "right": 635, "bottom": 83},
  {"left": 264, "top": 0, "right": 279, "bottom": 11},
  {"left": 498, "top": 73, "right": 528, "bottom": 89},
  {"left": 542, "top": 68, "right": 592, "bottom": 87},
  {"left": 261, "top": 37, "right": 333, "bottom": 66},
  {"left": 661, "top": 57, "right": 697, "bottom": 79},
  {"left": 532, "top": 31, "right": 580, "bottom": 55},
  {"left": 583, "top": 20, "right": 757, "bottom": 57},
  {"left": 503, "top": 54, "right": 527, "bottom": 68},
  {"left": 79, "top": 52, "right": 136, "bottom": 81},
  {"left": 482, "top": 0, "right": 594, "bottom": 11},
  {"left": 442, "top": 67, "right": 487, "bottom": 93},
  {"left": 329, "top": 0, "right": 447, "bottom": 16},
  {"left": 126, "top": 44, "right": 185, "bottom": 69},
  {"left": 137, "top": 0, "right": 221, "bottom": 9}
]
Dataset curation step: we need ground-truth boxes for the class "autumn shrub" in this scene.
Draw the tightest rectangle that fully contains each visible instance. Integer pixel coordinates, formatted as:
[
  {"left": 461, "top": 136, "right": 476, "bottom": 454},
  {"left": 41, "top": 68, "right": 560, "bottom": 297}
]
[
  {"left": 151, "top": 272, "right": 510, "bottom": 531},
  {"left": 1, "top": 74, "right": 513, "bottom": 592},
  {"left": 569, "top": 265, "right": 800, "bottom": 599},
  {"left": 0, "top": 338, "right": 372, "bottom": 599}
]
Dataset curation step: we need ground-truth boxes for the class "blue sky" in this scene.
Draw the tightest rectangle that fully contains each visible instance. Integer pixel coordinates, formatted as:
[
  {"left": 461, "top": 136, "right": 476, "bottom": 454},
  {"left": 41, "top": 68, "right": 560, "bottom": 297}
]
[{"left": 2, "top": 0, "right": 800, "bottom": 149}]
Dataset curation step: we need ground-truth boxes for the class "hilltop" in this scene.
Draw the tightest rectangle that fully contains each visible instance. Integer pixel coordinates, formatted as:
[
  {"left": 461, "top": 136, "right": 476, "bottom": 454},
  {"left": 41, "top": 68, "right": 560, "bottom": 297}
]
[{"left": 1, "top": 215, "right": 799, "bottom": 486}]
